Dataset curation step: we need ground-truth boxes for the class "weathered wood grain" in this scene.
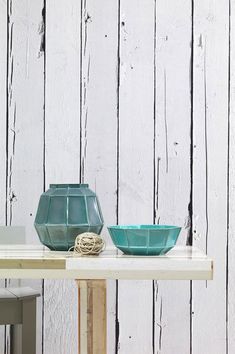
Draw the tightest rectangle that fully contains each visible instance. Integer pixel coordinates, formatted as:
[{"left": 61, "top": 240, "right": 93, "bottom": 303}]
[
  {"left": 5, "top": 1, "right": 44, "bottom": 238},
  {"left": 0, "top": 0, "right": 7, "bottom": 228},
  {"left": 0, "top": 1, "right": 233, "bottom": 353},
  {"left": 79, "top": 0, "right": 118, "bottom": 246},
  {"left": 154, "top": 1, "right": 192, "bottom": 353},
  {"left": 0, "top": 0, "right": 8, "bottom": 352},
  {"left": 117, "top": 0, "right": 155, "bottom": 352},
  {"left": 77, "top": 280, "right": 106, "bottom": 354},
  {"left": 4, "top": 1, "right": 45, "bottom": 353},
  {"left": 228, "top": 1, "right": 235, "bottom": 352},
  {"left": 0, "top": 245, "right": 213, "bottom": 280},
  {"left": 44, "top": 1, "right": 81, "bottom": 353},
  {"left": 192, "top": 1, "right": 229, "bottom": 353},
  {"left": 44, "top": 0, "right": 80, "bottom": 182},
  {"left": 79, "top": 1, "right": 119, "bottom": 352}
]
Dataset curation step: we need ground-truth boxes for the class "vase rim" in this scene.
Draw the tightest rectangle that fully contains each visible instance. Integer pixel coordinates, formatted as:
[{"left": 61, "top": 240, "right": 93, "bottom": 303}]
[{"left": 49, "top": 184, "right": 89, "bottom": 188}]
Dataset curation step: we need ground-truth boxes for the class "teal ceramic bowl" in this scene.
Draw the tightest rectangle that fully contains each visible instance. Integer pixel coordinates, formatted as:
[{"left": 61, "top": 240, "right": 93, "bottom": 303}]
[{"left": 107, "top": 225, "right": 181, "bottom": 256}]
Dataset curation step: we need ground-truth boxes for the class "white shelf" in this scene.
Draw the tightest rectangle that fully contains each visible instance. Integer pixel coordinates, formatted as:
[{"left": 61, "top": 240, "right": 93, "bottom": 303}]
[{"left": 0, "top": 245, "right": 213, "bottom": 280}]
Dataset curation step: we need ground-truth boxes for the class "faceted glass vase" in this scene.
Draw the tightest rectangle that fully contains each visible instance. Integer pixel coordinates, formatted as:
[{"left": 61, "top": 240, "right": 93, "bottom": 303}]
[{"left": 34, "top": 184, "right": 104, "bottom": 251}]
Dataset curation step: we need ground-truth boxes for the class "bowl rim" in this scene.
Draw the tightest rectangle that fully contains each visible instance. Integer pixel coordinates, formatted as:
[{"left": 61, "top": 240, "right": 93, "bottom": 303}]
[{"left": 107, "top": 224, "right": 181, "bottom": 230}]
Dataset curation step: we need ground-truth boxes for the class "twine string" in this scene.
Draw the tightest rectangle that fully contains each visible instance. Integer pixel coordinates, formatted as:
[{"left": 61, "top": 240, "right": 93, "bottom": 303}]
[{"left": 69, "top": 232, "right": 105, "bottom": 255}]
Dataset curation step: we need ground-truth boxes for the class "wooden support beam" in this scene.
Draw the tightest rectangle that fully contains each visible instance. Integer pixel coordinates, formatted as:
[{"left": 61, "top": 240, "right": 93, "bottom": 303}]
[{"left": 77, "top": 280, "right": 106, "bottom": 354}]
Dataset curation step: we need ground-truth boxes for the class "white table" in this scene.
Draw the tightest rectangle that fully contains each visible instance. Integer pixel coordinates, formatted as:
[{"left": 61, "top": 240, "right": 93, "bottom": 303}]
[{"left": 0, "top": 245, "right": 213, "bottom": 354}]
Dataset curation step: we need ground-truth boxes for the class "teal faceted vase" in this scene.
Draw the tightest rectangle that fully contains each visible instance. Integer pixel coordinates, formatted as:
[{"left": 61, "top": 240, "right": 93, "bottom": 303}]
[{"left": 34, "top": 184, "right": 104, "bottom": 251}]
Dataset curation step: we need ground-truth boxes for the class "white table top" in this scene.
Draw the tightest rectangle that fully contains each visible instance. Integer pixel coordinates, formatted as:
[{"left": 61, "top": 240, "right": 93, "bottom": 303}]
[{"left": 0, "top": 245, "right": 213, "bottom": 280}]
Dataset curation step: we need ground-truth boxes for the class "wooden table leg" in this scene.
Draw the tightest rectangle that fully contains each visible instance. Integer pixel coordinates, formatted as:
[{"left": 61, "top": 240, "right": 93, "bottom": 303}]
[
  {"left": 76, "top": 280, "right": 106, "bottom": 354},
  {"left": 10, "top": 298, "right": 37, "bottom": 354}
]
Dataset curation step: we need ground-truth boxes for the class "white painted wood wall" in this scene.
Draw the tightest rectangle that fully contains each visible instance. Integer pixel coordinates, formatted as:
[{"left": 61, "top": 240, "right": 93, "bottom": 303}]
[{"left": 0, "top": 0, "right": 233, "bottom": 353}]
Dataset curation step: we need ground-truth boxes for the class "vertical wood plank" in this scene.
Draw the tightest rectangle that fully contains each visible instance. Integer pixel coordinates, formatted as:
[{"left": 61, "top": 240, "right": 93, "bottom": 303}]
[
  {"left": 22, "top": 298, "right": 37, "bottom": 354},
  {"left": 92, "top": 281, "right": 106, "bottom": 354},
  {"left": 44, "top": 1, "right": 80, "bottom": 353},
  {"left": 229, "top": 1, "right": 235, "bottom": 352},
  {"left": 79, "top": 281, "right": 88, "bottom": 354},
  {"left": 193, "top": 1, "right": 229, "bottom": 353},
  {"left": 77, "top": 280, "right": 106, "bottom": 354},
  {"left": 0, "top": 0, "right": 7, "bottom": 227},
  {"left": 79, "top": 1, "right": 118, "bottom": 352},
  {"left": 5, "top": 1, "right": 45, "bottom": 353},
  {"left": 80, "top": 0, "right": 118, "bottom": 248},
  {"left": 45, "top": 0, "right": 80, "bottom": 182},
  {"left": 154, "top": 1, "right": 192, "bottom": 353},
  {"left": 118, "top": 1, "right": 154, "bottom": 352},
  {"left": 6, "top": 1, "right": 44, "bottom": 238},
  {"left": 0, "top": 0, "right": 8, "bottom": 352}
]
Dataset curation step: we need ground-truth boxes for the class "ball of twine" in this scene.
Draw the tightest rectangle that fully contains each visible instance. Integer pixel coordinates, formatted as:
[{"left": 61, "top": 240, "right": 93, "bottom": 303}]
[{"left": 70, "top": 232, "right": 105, "bottom": 256}]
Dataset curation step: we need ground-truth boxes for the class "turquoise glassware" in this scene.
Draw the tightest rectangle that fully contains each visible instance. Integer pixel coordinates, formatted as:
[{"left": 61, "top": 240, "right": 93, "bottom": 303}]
[
  {"left": 107, "top": 225, "right": 181, "bottom": 256},
  {"left": 34, "top": 184, "right": 103, "bottom": 251}
]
